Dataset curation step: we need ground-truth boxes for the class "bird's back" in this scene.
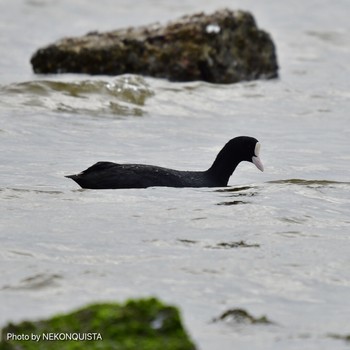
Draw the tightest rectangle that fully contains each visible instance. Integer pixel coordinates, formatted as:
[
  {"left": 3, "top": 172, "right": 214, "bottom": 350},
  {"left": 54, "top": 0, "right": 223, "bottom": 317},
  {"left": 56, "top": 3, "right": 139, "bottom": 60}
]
[{"left": 66, "top": 161, "right": 216, "bottom": 189}]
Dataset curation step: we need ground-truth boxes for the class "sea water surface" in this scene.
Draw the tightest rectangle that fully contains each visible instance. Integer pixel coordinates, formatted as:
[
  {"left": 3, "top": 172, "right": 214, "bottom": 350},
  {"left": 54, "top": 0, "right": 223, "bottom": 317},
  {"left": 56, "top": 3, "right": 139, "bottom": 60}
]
[{"left": 1, "top": 1, "right": 350, "bottom": 349}]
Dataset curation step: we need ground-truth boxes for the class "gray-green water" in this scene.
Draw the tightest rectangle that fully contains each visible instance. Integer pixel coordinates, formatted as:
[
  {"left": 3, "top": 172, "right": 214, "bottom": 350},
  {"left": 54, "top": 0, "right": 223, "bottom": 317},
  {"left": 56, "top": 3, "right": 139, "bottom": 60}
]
[{"left": 1, "top": 1, "right": 350, "bottom": 349}]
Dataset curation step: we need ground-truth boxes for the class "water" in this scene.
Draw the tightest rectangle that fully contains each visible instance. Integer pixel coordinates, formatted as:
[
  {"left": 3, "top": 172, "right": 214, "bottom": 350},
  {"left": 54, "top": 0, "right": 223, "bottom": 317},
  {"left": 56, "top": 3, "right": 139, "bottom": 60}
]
[{"left": 1, "top": 1, "right": 350, "bottom": 349}]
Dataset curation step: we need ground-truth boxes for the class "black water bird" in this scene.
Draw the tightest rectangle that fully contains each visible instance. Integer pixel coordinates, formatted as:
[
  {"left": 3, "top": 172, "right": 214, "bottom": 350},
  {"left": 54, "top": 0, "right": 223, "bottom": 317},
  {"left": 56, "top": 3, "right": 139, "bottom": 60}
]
[{"left": 66, "top": 136, "right": 264, "bottom": 189}]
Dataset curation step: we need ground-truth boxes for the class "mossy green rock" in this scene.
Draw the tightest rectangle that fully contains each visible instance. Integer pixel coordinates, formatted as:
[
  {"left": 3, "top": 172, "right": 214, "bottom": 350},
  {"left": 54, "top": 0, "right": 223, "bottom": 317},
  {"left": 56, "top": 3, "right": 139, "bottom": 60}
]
[
  {"left": 0, "top": 298, "right": 196, "bottom": 350},
  {"left": 31, "top": 9, "right": 278, "bottom": 84}
]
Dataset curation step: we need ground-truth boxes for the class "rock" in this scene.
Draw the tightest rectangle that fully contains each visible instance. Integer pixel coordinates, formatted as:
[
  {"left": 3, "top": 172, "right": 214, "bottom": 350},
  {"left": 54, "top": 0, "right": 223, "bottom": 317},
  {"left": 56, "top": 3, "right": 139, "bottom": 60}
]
[
  {"left": 213, "top": 308, "right": 275, "bottom": 325},
  {"left": 0, "top": 298, "right": 196, "bottom": 350},
  {"left": 31, "top": 9, "right": 278, "bottom": 83}
]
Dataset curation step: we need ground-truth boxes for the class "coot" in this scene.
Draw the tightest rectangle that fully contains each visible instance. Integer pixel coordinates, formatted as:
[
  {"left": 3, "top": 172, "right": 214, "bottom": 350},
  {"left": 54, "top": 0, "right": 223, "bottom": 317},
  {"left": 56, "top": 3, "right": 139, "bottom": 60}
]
[{"left": 66, "top": 136, "right": 264, "bottom": 189}]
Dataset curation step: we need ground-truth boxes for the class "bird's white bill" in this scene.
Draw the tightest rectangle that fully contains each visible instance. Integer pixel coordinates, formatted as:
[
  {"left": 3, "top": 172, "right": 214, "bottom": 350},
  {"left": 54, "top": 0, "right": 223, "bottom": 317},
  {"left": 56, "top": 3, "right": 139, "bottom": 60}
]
[{"left": 252, "top": 156, "right": 264, "bottom": 172}]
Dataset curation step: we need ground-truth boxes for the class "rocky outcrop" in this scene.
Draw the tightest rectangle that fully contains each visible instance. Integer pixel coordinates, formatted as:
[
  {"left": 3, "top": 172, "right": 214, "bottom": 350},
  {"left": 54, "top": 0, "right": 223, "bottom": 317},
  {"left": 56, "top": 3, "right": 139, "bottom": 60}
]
[
  {"left": 31, "top": 9, "right": 278, "bottom": 84},
  {"left": 0, "top": 298, "right": 196, "bottom": 350}
]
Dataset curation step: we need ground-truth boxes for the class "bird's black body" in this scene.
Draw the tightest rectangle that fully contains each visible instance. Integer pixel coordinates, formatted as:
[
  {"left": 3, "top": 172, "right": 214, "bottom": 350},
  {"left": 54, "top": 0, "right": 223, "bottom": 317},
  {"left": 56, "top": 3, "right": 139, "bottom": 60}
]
[
  {"left": 66, "top": 136, "right": 264, "bottom": 189},
  {"left": 66, "top": 162, "right": 218, "bottom": 189}
]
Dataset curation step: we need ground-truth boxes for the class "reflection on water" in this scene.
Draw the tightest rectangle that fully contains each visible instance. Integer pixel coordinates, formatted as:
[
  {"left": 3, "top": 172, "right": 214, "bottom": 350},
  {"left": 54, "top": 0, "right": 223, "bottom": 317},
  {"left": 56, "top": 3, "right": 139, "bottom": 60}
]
[
  {"left": 217, "top": 200, "right": 248, "bottom": 206},
  {"left": 206, "top": 241, "right": 260, "bottom": 249},
  {"left": 147, "top": 238, "right": 260, "bottom": 250},
  {"left": 215, "top": 186, "right": 254, "bottom": 192},
  {"left": 216, "top": 185, "right": 258, "bottom": 206}
]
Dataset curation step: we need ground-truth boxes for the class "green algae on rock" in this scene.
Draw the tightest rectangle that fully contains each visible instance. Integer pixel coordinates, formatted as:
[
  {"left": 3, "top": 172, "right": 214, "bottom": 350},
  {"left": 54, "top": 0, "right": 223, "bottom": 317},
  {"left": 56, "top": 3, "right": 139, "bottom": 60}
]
[
  {"left": 30, "top": 9, "right": 278, "bottom": 84},
  {"left": 0, "top": 298, "right": 196, "bottom": 350}
]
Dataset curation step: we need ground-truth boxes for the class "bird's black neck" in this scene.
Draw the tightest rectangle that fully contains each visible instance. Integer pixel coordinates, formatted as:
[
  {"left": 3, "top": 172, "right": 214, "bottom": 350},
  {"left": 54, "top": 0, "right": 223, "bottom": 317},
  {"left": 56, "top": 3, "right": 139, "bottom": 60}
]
[{"left": 206, "top": 143, "right": 241, "bottom": 186}]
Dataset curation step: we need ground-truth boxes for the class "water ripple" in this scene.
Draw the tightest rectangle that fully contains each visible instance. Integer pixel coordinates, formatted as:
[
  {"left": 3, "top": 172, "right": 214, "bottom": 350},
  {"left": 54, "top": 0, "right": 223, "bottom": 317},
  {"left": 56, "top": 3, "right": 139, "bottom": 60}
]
[
  {"left": 0, "top": 75, "right": 154, "bottom": 116},
  {"left": 2, "top": 273, "right": 62, "bottom": 291},
  {"left": 267, "top": 179, "right": 350, "bottom": 186}
]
